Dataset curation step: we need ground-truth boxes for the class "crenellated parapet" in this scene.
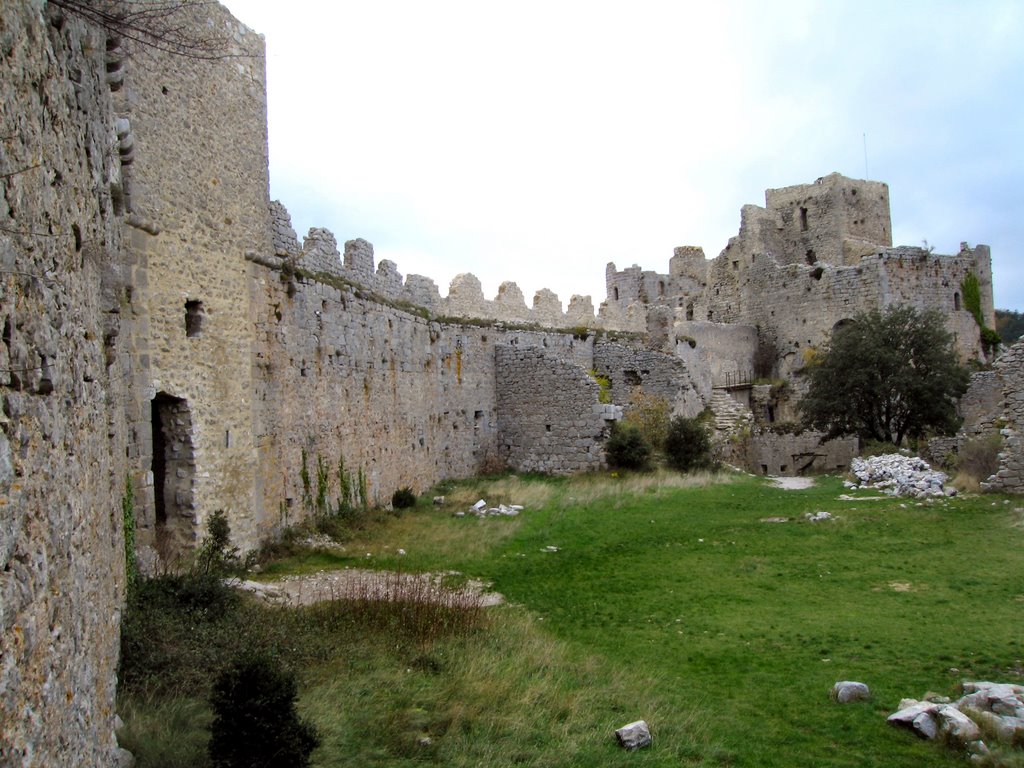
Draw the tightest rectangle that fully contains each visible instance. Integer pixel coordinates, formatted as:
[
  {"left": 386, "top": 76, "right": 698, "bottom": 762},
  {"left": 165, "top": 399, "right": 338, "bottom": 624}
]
[{"left": 276, "top": 200, "right": 648, "bottom": 332}]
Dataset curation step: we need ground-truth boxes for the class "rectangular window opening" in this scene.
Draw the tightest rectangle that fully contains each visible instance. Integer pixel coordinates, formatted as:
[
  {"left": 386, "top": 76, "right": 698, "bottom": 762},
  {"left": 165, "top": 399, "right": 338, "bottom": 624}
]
[{"left": 185, "top": 300, "right": 204, "bottom": 337}]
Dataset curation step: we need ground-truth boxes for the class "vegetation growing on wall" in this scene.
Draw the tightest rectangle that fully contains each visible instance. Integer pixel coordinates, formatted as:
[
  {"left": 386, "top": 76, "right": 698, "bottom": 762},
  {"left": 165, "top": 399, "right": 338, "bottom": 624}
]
[
  {"left": 962, "top": 273, "right": 1001, "bottom": 350},
  {"left": 588, "top": 370, "right": 612, "bottom": 404},
  {"left": 122, "top": 474, "right": 137, "bottom": 594}
]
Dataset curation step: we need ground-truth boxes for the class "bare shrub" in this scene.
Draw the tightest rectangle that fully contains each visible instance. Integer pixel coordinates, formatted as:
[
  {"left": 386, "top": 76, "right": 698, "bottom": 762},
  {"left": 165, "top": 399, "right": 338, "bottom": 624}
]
[{"left": 957, "top": 432, "right": 1002, "bottom": 485}]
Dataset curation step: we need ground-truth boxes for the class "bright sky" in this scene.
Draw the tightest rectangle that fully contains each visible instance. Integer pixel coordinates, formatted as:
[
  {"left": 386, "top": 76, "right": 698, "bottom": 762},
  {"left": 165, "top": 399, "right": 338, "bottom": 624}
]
[{"left": 223, "top": 0, "right": 1024, "bottom": 311}]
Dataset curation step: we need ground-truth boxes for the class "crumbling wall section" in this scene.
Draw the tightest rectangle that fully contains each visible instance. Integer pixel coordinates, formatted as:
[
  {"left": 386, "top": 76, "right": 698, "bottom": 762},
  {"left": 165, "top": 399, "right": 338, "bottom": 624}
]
[
  {"left": 593, "top": 342, "right": 703, "bottom": 417},
  {"left": 1, "top": 3, "right": 131, "bottom": 764},
  {"left": 495, "top": 346, "right": 617, "bottom": 474}
]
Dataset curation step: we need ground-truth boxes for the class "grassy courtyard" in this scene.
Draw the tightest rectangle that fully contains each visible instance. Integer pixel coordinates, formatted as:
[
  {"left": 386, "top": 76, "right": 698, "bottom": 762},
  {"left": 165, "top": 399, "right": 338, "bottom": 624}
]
[{"left": 119, "top": 471, "right": 1024, "bottom": 767}]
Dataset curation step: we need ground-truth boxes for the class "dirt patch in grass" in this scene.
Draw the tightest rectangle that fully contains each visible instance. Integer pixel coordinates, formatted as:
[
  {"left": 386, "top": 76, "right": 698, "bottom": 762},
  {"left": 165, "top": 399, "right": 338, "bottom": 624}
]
[
  {"left": 770, "top": 476, "right": 816, "bottom": 490},
  {"left": 233, "top": 569, "right": 504, "bottom": 607}
]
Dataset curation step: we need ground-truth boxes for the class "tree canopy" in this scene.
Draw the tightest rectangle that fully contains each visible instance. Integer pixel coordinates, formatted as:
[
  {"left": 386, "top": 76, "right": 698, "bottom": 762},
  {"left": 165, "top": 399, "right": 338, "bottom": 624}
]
[{"left": 799, "top": 306, "right": 969, "bottom": 446}]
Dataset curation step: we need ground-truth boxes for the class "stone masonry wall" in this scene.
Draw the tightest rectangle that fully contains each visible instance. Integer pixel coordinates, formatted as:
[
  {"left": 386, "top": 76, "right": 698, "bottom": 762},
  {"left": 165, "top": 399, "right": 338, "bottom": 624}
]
[
  {"left": 122, "top": 3, "right": 270, "bottom": 562},
  {"left": 495, "top": 346, "right": 618, "bottom": 474},
  {"left": 1, "top": 3, "right": 130, "bottom": 765},
  {"left": 735, "top": 432, "right": 859, "bottom": 476},
  {"left": 249, "top": 263, "right": 605, "bottom": 542}
]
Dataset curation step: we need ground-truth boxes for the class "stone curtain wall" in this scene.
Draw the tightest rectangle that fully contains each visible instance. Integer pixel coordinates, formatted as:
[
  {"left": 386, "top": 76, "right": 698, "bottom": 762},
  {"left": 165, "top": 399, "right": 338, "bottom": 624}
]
[
  {"left": 495, "top": 347, "right": 617, "bottom": 474},
  {"left": 122, "top": 3, "right": 270, "bottom": 560},
  {"left": 0, "top": 3, "right": 131, "bottom": 764},
  {"left": 249, "top": 264, "right": 607, "bottom": 545}
]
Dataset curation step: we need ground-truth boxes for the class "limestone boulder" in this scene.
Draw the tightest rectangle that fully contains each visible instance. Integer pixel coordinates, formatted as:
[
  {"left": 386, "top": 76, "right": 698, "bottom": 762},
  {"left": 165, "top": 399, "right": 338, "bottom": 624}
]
[
  {"left": 887, "top": 701, "right": 939, "bottom": 739},
  {"left": 936, "top": 705, "right": 981, "bottom": 744}
]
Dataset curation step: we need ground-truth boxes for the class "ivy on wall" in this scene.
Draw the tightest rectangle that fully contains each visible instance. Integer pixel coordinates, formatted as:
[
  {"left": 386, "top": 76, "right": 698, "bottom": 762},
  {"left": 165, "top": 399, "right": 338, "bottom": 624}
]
[{"left": 961, "top": 273, "right": 1001, "bottom": 349}]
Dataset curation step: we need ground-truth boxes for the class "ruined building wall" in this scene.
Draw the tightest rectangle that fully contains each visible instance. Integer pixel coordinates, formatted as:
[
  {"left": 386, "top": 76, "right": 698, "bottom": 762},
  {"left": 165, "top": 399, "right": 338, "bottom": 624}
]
[
  {"left": 712, "top": 245, "right": 995, "bottom": 384},
  {"left": 121, "top": 4, "right": 270, "bottom": 563},
  {"left": 980, "top": 340, "right": 1024, "bottom": 493},
  {"left": 592, "top": 342, "right": 704, "bottom": 417},
  {"left": 762, "top": 173, "right": 891, "bottom": 266},
  {"left": 1, "top": 4, "right": 131, "bottom": 764}
]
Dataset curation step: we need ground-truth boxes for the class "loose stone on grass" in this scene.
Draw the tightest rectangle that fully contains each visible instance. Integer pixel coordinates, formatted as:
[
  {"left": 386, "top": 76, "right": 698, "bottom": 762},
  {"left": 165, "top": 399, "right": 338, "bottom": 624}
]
[
  {"left": 615, "top": 720, "right": 652, "bottom": 750},
  {"left": 831, "top": 681, "right": 870, "bottom": 703}
]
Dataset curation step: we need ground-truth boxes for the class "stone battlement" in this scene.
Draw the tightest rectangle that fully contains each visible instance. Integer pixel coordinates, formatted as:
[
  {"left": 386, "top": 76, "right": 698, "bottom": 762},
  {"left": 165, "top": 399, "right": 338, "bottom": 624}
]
[{"left": 271, "top": 199, "right": 650, "bottom": 332}]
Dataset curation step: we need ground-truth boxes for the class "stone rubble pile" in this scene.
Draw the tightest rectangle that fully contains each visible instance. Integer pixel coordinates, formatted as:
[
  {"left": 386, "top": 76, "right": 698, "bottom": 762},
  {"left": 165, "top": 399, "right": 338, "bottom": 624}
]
[
  {"left": 847, "top": 454, "right": 955, "bottom": 498},
  {"left": 888, "top": 681, "right": 1024, "bottom": 759},
  {"left": 453, "top": 499, "right": 525, "bottom": 518}
]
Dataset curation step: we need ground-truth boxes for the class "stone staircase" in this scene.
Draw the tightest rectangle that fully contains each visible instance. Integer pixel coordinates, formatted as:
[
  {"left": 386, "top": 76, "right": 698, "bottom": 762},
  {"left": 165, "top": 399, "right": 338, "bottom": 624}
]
[{"left": 709, "top": 389, "right": 754, "bottom": 435}]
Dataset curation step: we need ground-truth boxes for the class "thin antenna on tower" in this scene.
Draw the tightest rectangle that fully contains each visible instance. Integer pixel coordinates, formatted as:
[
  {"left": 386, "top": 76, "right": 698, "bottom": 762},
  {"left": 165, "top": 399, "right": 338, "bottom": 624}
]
[{"left": 863, "top": 132, "right": 869, "bottom": 180}]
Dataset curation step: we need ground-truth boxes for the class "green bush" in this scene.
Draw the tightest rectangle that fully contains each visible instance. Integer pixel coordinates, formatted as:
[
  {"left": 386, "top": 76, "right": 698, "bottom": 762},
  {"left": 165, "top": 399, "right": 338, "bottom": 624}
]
[
  {"left": 391, "top": 486, "right": 417, "bottom": 509},
  {"left": 605, "top": 422, "right": 652, "bottom": 470},
  {"left": 209, "top": 653, "right": 320, "bottom": 768},
  {"left": 663, "top": 415, "right": 713, "bottom": 473}
]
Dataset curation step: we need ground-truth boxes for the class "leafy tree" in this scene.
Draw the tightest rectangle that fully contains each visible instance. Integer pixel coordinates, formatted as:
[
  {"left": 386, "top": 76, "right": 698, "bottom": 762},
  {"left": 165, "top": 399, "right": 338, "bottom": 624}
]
[
  {"left": 663, "top": 415, "right": 714, "bottom": 473},
  {"left": 605, "top": 423, "right": 652, "bottom": 470},
  {"left": 799, "top": 306, "right": 969, "bottom": 446}
]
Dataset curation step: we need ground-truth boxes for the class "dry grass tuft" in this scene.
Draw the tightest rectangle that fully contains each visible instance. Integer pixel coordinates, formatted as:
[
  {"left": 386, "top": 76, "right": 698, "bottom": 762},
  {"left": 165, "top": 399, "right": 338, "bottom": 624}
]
[{"left": 560, "top": 468, "right": 735, "bottom": 506}]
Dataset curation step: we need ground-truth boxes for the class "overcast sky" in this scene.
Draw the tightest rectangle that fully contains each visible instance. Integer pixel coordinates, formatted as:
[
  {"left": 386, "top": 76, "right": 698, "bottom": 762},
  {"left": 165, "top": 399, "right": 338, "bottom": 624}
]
[{"left": 223, "top": 0, "right": 1023, "bottom": 311}]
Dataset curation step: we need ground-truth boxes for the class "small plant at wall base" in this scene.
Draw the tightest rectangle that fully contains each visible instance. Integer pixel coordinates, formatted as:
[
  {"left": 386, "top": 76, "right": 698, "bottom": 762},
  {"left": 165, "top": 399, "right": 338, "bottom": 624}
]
[
  {"left": 391, "top": 487, "right": 416, "bottom": 509},
  {"left": 195, "top": 510, "right": 241, "bottom": 577},
  {"left": 622, "top": 391, "right": 671, "bottom": 452}
]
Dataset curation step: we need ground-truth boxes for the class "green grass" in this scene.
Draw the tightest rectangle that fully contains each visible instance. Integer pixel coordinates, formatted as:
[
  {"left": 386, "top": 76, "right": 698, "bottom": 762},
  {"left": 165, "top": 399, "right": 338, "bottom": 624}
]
[{"left": 120, "top": 471, "right": 1024, "bottom": 767}]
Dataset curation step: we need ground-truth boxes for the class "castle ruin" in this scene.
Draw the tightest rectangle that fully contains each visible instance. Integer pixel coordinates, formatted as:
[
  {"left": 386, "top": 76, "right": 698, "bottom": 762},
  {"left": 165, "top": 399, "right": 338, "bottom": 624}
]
[{"left": 0, "top": 1, "right": 1007, "bottom": 764}]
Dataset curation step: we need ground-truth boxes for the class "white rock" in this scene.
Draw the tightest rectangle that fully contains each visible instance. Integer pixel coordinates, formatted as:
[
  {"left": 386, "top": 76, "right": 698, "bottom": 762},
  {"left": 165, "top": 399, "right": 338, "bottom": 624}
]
[
  {"left": 615, "top": 720, "right": 652, "bottom": 750},
  {"left": 472, "top": 499, "right": 487, "bottom": 511}
]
